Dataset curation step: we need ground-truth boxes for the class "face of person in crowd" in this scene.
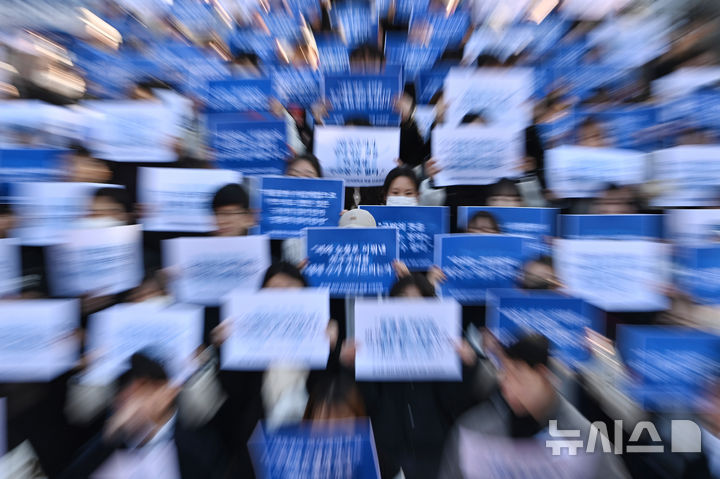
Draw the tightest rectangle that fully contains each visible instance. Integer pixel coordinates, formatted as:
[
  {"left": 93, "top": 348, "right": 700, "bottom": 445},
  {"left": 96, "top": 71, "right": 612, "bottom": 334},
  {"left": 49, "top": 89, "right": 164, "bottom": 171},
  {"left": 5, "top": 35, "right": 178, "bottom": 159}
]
[
  {"left": 114, "top": 377, "right": 178, "bottom": 438},
  {"left": 0, "top": 210, "right": 14, "bottom": 239},
  {"left": 590, "top": 188, "right": 636, "bottom": 215},
  {"left": 467, "top": 217, "right": 500, "bottom": 234},
  {"left": 578, "top": 122, "right": 609, "bottom": 147},
  {"left": 286, "top": 159, "right": 320, "bottom": 178},
  {"left": 88, "top": 196, "right": 129, "bottom": 225},
  {"left": 264, "top": 272, "right": 306, "bottom": 289},
  {"left": 385, "top": 176, "right": 419, "bottom": 206},
  {"left": 67, "top": 153, "right": 112, "bottom": 184},
  {"left": 214, "top": 205, "right": 254, "bottom": 237},
  {"left": 520, "top": 261, "right": 559, "bottom": 290},
  {"left": 487, "top": 194, "right": 523, "bottom": 207},
  {"left": 307, "top": 401, "right": 358, "bottom": 421},
  {"left": 499, "top": 358, "right": 554, "bottom": 417},
  {"left": 395, "top": 284, "right": 423, "bottom": 298}
]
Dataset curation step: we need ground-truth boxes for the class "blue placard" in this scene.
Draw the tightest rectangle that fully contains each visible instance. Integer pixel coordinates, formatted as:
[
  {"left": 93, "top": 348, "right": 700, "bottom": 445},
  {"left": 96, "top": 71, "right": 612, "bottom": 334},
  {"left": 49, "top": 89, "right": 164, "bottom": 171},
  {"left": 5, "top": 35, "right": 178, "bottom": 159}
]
[
  {"left": 331, "top": 3, "right": 378, "bottom": 48},
  {"left": 617, "top": 326, "right": 720, "bottom": 411},
  {"left": 676, "top": 245, "right": 720, "bottom": 305},
  {"left": 207, "top": 114, "right": 288, "bottom": 175},
  {"left": 394, "top": 0, "right": 430, "bottom": 23},
  {"left": 267, "top": 67, "right": 322, "bottom": 108},
  {"left": 305, "top": 227, "right": 399, "bottom": 297},
  {"left": 384, "top": 33, "right": 444, "bottom": 80},
  {"left": 258, "top": 12, "right": 303, "bottom": 40},
  {"left": 457, "top": 207, "right": 558, "bottom": 256},
  {"left": 416, "top": 66, "right": 451, "bottom": 103},
  {"left": 323, "top": 70, "right": 402, "bottom": 126},
  {"left": 560, "top": 215, "right": 663, "bottom": 240},
  {"left": 486, "top": 289, "right": 601, "bottom": 369},
  {"left": 360, "top": 206, "right": 449, "bottom": 271},
  {"left": 408, "top": 10, "right": 470, "bottom": 48},
  {"left": 257, "top": 176, "right": 345, "bottom": 239},
  {"left": 315, "top": 35, "right": 350, "bottom": 72},
  {"left": 0, "top": 148, "right": 64, "bottom": 200},
  {"left": 248, "top": 419, "right": 380, "bottom": 479},
  {"left": 576, "top": 104, "right": 660, "bottom": 151},
  {"left": 228, "top": 29, "right": 278, "bottom": 63},
  {"left": 205, "top": 78, "right": 272, "bottom": 113},
  {"left": 434, "top": 234, "right": 526, "bottom": 305}
]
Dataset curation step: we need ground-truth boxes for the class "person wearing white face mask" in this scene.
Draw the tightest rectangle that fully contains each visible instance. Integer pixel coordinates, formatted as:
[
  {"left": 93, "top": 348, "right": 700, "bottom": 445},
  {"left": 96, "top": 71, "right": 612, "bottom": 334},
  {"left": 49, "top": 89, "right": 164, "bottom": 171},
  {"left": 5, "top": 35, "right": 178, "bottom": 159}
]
[
  {"left": 382, "top": 166, "right": 445, "bottom": 207},
  {"left": 75, "top": 187, "right": 133, "bottom": 230}
]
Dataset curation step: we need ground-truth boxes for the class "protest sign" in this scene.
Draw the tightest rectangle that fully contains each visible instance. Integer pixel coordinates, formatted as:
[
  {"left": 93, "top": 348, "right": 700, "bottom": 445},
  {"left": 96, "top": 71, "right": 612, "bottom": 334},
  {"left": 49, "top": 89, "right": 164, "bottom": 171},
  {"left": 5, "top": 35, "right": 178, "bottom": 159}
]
[
  {"left": 330, "top": 3, "right": 377, "bottom": 47},
  {"left": 305, "top": 227, "right": 399, "bottom": 297},
  {"left": 84, "top": 302, "right": 204, "bottom": 385},
  {"left": 208, "top": 114, "right": 288, "bottom": 175},
  {"left": 408, "top": 10, "right": 470, "bottom": 49},
  {"left": 617, "top": 325, "right": 720, "bottom": 411},
  {"left": 138, "top": 167, "right": 242, "bottom": 232},
  {"left": 249, "top": 419, "right": 380, "bottom": 479},
  {"left": 434, "top": 234, "right": 526, "bottom": 304},
  {"left": 431, "top": 126, "right": 523, "bottom": 187},
  {"left": 354, "top": 298, "right": 461, "bottom": 380},
  {"left": 443, "top": 67, "right": 533, "bottom": 127},
  {"left": 650, "top": 145, "right": 720, "bottom": 207},
  {"left": 47, "top": 225, "right": 143, "bottom": 297},
  {"left": 545, "top": 146, "right": 647, "bottom": 198},
  {"left": 82, "top": 101, "right": 183, "bottom": 163},
  {"left": 651, "top": 67, "right": 720, "bottom": 100},
  {"left": 10, "top": 182, "right": 123, "bottom": 246},
  {"left": 313, "top": 126, "right": 400, "bottom": 187},
  {"left": 322, "top": 70, "right": 402, "bottom": 125},
  {"left": 257, "top": 176, "right": 344, "bottom": 238},
  {"left": 384, "top": 33, "right": 444, "bottom": 79},
  {"left": 0, "top": 239, "right": 20, "bottom": 298},
  {"left": 0, "top": 148, "right": 64, "bottom": 201},
  {"left": 163, "top": 235, "right": 271, "bottom": 306},
  {"left": 268, "top": 67, "right": 322, "bottom": 108},
  {"left": 360, "top": 206, "right": 449, "bottom": 271},
  {"left": 221, "top": 288, "right": 331, "bottom": 370},
  {"left": 664, "top": 209, "right": 720, "bottom": 245},
  {"left": 0, "top": 299, "right": 79, "bottom": 382},
  {"left": 560, "top": 215, "right": 663, "bottom": 240},
  {"left": 416, "top": 68, "right": 450, "bottom": 104},
  {"left": 205, "top": 78, "right": 272, "bottom": 113},
  {"left": 315, "top": 35, "right": 350, "bottom": 72},
  {"left": 675, "top": 246, "right": 720, "bottom": 305},
  {"left": 554, "top": 239, "right": 670, "bottom": 312},
  {"left": 458, "top": 207, "right": 558, "bottom": 255},
  {"left": 486, "top": 289, "right": 600, "bottom": 368}
]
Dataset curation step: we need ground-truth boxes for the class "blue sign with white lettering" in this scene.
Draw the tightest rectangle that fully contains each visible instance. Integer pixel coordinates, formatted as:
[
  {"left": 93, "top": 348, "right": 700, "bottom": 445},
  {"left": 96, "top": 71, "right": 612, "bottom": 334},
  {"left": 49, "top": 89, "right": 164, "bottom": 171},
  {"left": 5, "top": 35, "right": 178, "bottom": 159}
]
[
  {"left": 617, "top": 326, "right": 720, "bottom": 411},
  {"left": 384, "top": 33, "right": 444, "bottom": 80},
  {"left": 315, "top": 35, "right": 350, "bottom": 72},
  {"left": 676, "top": 245, "right": 720, "bottom": 305},
  {"left": 561, "top": 215, "right": 663, "bottom": 240},
  {"left": 577, "top": 104, "right": 659, "bottom": 151},
  {"left": 267, "top": 67, "right": 322, "bottom": 108},
  {"left": 0, "top": 148, "right": 64, "bottom": 201},
  {"left": 361, "top": 206, "right": 449, "bottom": 271},
  {"left": 323, "top": 70, "right": 402, "bottom": 126},
  {"left": 458, "top": 207, "right": 558, "bottom": 256},
  {"left": 486, "top": 289, "right": 601, "bottom": 368},
  {"left": 331, "top": 3, "right": 378, "bottom": 47},
  {"left": 248, "top": 419, "right": 381, "bottom": 479},
  {"left": 205, "top": 78, "right": 272, "bottom": 113},
  {"left": 208, "top": 114, "right": 288, "bottom": 175},
  {"left": 416, "top": 66, "right": 451, "bottom": 104},
  {"left": 434, "top": 234, "right": 526, "bottom": 305},
  {"left": 408, "top": 10, "right": 470, "bottom": 48},
  {"left": 257, "top": 176, "right": 345, "bottom": 239},
  {"left": 305, "top": 227, "right": 399, "bottom": 297}
]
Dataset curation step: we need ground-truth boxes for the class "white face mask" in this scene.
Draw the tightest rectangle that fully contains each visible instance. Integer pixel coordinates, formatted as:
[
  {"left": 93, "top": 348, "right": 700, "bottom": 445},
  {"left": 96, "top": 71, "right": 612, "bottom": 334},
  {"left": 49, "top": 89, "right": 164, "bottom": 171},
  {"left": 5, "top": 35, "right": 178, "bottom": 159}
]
[
  {"left": 75, "top": 217, "right": 125, "bottom": 229},
  {"left": 386, "top": 195, "right": 419, "bottom": 206}
]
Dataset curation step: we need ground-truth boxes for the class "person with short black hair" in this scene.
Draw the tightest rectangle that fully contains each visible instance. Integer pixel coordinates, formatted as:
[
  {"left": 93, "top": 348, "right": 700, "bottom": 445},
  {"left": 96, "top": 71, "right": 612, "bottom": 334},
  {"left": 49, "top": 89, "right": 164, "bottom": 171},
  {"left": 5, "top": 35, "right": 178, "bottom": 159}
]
[
  {"left": 487, "top": 178, "right": 525, "bottom": 207},
  {"left": 210, "top": 183, "right": 254, "bottom": 237},
  {"left": 466, "top": 211, "right": 501, "bottom": 234}
]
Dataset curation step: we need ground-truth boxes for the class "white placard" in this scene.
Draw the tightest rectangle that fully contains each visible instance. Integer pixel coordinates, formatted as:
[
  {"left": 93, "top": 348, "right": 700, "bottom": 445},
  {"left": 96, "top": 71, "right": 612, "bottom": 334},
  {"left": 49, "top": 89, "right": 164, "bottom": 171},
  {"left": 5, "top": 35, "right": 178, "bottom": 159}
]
[
  {"left": 443, "top": 67, "right": 533, "bottom": 127},
  {"left": 313, "top": 126, "right": 400, "bottom": 187},
  {"left": 138, "top": 167, "right": 242, "bottom": 232},
  {"left": 0, "top": 299, "right": 79, "bottom": 381},
  {"left": 431, "top": 125, "right": 523, "bottom": 186},
  {"left": 554, "top": 239, "right": 670, "bottom": 312},
  {"left": 545, "top": 145, "right": 647, "bottom": 198},
  {"left": 83, "top": 302, "right": 204, "bottom": 385},
  {"left": 0, "top": 238, "right": 20, "bottom": 298},
  {"left": 163, "top": 235, "right": 271, "bottom": 305},
  {"left": 47, "top": 224, "right": 144, "bottom": 297},
  {"left": 221, "top": 288, "right": 331, "bottom": 370},
  {"left": 664, "top": 209, "right": 720, "bottom": 245},
  {"left": 82, "top": 100, "right": 183, "bottom": 162},
  {"left": 10, "top": 182, "right": 122, "bottom": 246},
  {"left": 650, "top": 145, "right": 720, "bottom": 207},
  {"left": 652, "top": 67, "right": 720, "bottom": 100},
  {"left": 354, "top": 298, "right": 461, "bottom": 381}
]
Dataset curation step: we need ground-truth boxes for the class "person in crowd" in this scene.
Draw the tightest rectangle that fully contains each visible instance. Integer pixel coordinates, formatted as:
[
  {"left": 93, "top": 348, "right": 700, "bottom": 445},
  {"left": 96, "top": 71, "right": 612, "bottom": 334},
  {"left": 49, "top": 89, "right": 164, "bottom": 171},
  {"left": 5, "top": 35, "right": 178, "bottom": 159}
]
[
  {"left": 438, "top": 333, "right": 630, "bottom": 479},
  {"left": 518, "top": 255, "right": 561, "bottom": 290},
  {"left": 0, "top": 203, "right": 15, "bottom": 239},
  {"left": 486, "top": 178, "right": 525, "bottom": 207},
  {"left": 80, "top": 187, "right": 134, "bottom": 228},
  {"left": 303, "top": 373, "right": 367, "bottom": 421},
  {"left": 466, "top": 211, "right": 501, "bottom": 234},
  {"left": 60, "top": 353, "right": 228, "bottom": 479},
  {"left": 65, "top": 144, "right": 113, "bottom": 184},
  {"left": 211, "top": 183, "right": 254, "bottom": 237},
  {"left": 589, "top": 184, "right": 640, "bottom": 215},
  {"left": 285, "top": 153, "right": 323, "bottom": 179},
  {"left": 577, "top": 117, "right": 612, "bottom": 148},
  {"left": 382, "top": 166, "right": 445, "bottom": 207}
]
